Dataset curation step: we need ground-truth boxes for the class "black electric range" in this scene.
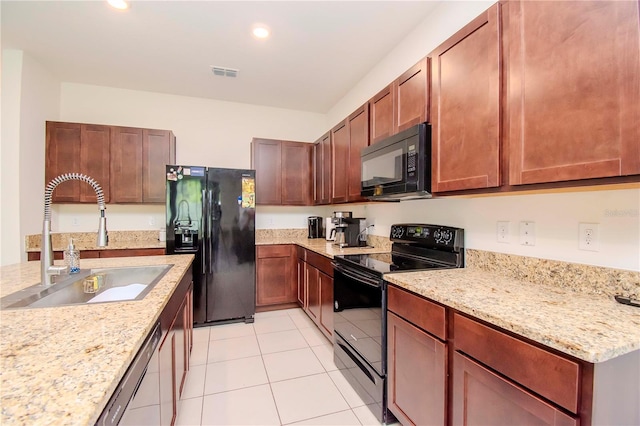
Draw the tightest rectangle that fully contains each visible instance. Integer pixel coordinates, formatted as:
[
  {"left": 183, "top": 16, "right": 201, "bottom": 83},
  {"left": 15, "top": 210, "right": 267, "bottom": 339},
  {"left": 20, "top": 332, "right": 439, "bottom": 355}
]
[{"left": 332, "top": 223, "right": 464, "bottom": 425}]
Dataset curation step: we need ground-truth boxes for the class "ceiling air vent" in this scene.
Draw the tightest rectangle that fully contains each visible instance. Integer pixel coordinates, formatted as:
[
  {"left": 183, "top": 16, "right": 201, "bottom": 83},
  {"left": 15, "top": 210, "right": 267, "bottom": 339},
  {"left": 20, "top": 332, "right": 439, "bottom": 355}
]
[{"left": 211, "top": 66, "right": 239, "bottom": 78}]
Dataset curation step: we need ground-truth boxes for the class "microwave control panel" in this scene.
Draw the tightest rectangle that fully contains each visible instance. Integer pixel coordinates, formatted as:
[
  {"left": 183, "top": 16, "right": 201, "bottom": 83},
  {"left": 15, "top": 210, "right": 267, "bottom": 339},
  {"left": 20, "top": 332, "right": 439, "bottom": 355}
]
[{"left": 406, "top": 144, "right": 417, "bottom": 177}]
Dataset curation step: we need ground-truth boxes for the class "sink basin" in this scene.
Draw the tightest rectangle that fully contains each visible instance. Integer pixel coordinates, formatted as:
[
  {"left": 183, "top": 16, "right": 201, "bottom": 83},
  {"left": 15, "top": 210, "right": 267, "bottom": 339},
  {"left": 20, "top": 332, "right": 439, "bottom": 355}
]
[{"left": 1, "top": 264, "right": 172, "bottom": 309}]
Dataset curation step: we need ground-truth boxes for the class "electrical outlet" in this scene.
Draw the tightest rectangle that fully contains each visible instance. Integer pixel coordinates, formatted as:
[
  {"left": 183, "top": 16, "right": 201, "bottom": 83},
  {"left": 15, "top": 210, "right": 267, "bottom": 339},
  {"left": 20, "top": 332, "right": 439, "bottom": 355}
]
[
  {"left": 579, "top": 223, "right": 599, "bottom": 251},
  {"left": 496, "top": 221, "right": 510, "bottom": 243},
  {"left": 149, "top": 216, "right": 156, "bottom": 226},
  {"left": 72, "top": 217, "right": 79, "bottom": 227},
  {"left": 519, "top": 221, "right": 536, "bottom": 246}
]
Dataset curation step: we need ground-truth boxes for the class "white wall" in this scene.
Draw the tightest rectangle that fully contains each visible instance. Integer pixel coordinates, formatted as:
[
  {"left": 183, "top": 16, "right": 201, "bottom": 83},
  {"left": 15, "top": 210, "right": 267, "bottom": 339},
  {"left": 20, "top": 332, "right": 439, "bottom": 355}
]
[
  {"left": 53, "top": 83, "right": 327, "bottom": 234},
  {"left": 1, "top": 50, "right": 24, "bottom": 266},
  {"left": 0, "top": 50, "right": 60, "bottom": 266}
]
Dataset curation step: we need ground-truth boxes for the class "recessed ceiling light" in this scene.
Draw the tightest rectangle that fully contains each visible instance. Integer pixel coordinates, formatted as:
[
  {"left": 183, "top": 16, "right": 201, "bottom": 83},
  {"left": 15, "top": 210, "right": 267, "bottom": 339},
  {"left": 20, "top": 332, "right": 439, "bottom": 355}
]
[
  {"left": 252, "top": 25, "right": 270, "bottom": 39},
  {"left": 107, "top": 0, "right": 129, "bottom": 10}
]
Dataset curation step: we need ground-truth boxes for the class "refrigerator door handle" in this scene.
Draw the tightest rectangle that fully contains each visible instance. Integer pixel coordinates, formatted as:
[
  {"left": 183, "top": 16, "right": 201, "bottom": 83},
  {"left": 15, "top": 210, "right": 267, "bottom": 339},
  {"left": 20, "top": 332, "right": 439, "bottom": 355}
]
[
  {"left": 201, "top": 189, "right": 207, "bottom": 275},
  {"left": 208, "top": 189, "right": 214, "bottom": 272}
]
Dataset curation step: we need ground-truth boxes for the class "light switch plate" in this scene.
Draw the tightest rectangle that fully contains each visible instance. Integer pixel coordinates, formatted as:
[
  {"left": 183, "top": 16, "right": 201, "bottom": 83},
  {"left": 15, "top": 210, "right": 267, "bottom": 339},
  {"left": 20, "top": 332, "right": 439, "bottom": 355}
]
[{"left": 519, "top": 221, "right": 535, "bottom": 246}]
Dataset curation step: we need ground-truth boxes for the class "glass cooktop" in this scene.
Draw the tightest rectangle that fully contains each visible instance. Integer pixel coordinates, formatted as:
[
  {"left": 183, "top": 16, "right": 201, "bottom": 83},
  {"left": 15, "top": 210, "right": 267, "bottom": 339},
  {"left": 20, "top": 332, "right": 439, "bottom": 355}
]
[{"left": 336, "top": 253, "right": 451, "bottom": 275}]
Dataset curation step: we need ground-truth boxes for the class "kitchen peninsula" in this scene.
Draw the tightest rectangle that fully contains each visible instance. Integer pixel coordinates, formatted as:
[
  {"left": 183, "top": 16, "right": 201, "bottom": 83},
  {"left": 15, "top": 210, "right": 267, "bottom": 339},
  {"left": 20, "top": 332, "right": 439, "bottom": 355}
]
[{"left": 0, "top": 254, "right": 194, "bottom": 425}]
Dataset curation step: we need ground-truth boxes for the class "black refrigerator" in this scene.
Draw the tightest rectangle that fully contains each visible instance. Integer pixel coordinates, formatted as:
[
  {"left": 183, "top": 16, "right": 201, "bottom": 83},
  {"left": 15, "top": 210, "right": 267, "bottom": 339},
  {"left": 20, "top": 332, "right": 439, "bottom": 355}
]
[{"left": 165, "top": 165, "right": 256, "bottom": 325}]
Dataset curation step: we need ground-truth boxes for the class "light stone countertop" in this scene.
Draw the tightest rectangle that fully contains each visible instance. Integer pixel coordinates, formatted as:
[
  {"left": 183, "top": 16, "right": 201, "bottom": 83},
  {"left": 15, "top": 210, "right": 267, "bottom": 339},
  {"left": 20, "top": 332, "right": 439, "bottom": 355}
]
[
  {"left": 0, "top": 254, "right": 194, "bottom": 426},
  {"left": 25, "top": 231, "right": 165, "bottom": 253},
  {"left": 384, "top": 268, "right": 640, "bottom": 363}
]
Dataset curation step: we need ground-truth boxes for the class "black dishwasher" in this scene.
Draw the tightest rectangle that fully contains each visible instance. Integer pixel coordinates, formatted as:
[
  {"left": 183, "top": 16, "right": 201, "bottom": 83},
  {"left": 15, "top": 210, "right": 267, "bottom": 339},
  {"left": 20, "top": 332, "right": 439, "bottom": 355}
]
[{"left": 97, "top": 321, "right": 162, "bottom": 426}]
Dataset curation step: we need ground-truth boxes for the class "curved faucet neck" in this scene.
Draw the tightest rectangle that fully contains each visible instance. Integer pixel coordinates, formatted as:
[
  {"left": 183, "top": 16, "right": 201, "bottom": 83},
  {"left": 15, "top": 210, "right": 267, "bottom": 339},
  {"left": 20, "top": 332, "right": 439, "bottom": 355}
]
[{"left": 41, "top": 173, "right": 108, "bottom": 285}]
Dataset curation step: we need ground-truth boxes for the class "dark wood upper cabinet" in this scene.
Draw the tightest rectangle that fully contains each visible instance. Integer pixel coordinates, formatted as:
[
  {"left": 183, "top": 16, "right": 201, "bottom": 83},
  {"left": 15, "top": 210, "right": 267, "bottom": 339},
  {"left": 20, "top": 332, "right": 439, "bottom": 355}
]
[
  {"left": 395, "top": 57, "right": 429, "bottom": 133},
  {"left": 143, "top": 129, "right": 176, "bottom": 203},
  {"left": 506, "top": 0, "right": 640, "bottom": 185},
  {"left": 369, "top": 84, "right": 394, "bottom": 145},
  {"left": 282, "top": 141, "right": 312, "bottom": 205},
  {"left": 46, "top": 121, "right": 174, "bottom": 204},
  {"left": 46, "top": 122, "right": 110, "bottom": 203},
  {"left": 251, "top": 138, "right": 282, "bottom": 205},
  {"left": 430, "top": 4, "right": 501, "bottom": 192},
  {"left": 313, "top": 131, "right": 332, "bottom": 205},
  {"left": 347, "top": 103, "right": 369, "bottom": 202},
  {"left": 251, "top": 138, "right": 312, "bottom": 206},
  {"left": 331, "top": 120, "right": 349, "bottom": 203},
  {"left": 111, "top": 127, "right": 144, "bottom": 203}
]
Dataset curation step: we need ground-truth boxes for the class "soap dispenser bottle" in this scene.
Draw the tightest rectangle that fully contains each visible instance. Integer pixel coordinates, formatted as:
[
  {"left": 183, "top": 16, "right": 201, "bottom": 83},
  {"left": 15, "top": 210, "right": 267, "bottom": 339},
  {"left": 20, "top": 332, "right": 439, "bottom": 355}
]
[{"left": 64, "top": 238, "right": 80, "bottom": 274}]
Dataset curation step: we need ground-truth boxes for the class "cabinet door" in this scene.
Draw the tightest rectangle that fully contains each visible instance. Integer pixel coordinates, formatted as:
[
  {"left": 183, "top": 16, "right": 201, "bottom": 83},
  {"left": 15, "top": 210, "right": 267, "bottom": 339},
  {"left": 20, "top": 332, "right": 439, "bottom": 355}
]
[
  {"left": 159, "top": 332, "right": 176, "bottom": 426},
  {"left": 507, "top": 1, "right": 640, "bottom": 185},
  {"left": 452, "top": 352, "right": 578, "bottom": 426},
  {"left": 306, "top": 264, "right": 320, "bottom": 321},
  {"left": 46, "top": 122, "right": 81, "bottom": 202},
  {"left": 347, "top": 104, "right": 369, "bottom": 202},
  {"left": 318, "top": 270, "right": 333, "bottom": 340},
  {"left": 111, "top": 127, "right": 143, "bottom": 203},
  {"left": 313, "top": 141, "right": 322, "bottom": 205},
  {"left": 369, "top": 85, "right": 394, "bottom": 145},
  {"left": 251, "top": 139, "right": 282, "bottom": 205},
  {"left": 395, "top": 57, "right": 429, "bottom": 133},
  {"left": 143, "top": 129, "right": 175, "bottom": 203},
  {"left": 281, "top": 141, "right": 311, "bottom": 205},
  {"left": 320, "top": 132, "right": 332, "bottom": 204},
  {"left": 431, "top": 4, "right": 501, "bottom": 192},
  {"left": 256, "top": 245, "right": 296, "bottom": 306},
  {"left": 80, "top": 124, "right": 111, "bottom": 203},
  {"left": 387, "top": 311, "right": 446, "bottom": 426},
  {"left": 296, "top": 257, "right": 306, "bottom": 308},
  {"left": 331, "top": 120, "right": 349, "bottom": 203}
]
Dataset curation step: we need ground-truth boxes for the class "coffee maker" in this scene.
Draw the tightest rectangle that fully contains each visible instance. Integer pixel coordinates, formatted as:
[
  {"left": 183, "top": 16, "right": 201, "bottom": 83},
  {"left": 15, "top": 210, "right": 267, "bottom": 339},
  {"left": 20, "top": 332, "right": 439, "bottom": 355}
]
[
  {"left": 308, "top": 216, "right": 323, "bottom": 239},
  {"left": 341, "top": 217, "right": 367, "bottom": 248}
]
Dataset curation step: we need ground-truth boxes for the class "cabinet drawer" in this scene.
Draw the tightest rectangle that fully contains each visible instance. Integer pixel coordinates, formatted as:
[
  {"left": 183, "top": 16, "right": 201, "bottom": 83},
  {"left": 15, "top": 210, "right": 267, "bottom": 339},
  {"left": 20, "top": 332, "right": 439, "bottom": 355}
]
[
  {"left": 306, "top": 250, "right": 333, "bottom": 277},
  {"left": 256, "top": 244, "right": 293, "bottom": 258},
  {"left": 387, "top": 285, "right": 446, "bottom": 341},
  {"left": 453, "top": 313, "right": 580, "bottom": 413}
]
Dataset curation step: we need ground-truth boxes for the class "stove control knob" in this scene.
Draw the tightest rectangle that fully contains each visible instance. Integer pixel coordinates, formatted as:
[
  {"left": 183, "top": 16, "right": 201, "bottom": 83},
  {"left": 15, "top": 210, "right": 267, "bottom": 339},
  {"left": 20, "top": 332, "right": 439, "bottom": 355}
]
[
  {"left": 391, "top": 226, "right": 404, "bottom": 239},
  {"left": 443, "top": 230, "right": 452, "bottom": 244},
  {"left": 433, "top": 229, "right": 442, "bottom": 242}
]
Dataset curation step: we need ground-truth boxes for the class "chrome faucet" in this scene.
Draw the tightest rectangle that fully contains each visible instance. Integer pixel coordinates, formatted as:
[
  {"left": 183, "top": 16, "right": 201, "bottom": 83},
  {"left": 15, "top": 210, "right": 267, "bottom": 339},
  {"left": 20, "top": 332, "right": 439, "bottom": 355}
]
[{"left": 41, "top": 173, "right": 108, "bottom": 286}]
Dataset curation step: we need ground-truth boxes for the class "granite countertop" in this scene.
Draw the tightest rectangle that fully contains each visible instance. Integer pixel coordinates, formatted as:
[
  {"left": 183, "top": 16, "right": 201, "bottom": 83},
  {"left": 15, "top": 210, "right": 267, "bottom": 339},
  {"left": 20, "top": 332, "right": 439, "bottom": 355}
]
[
  {"left": 385, "top": 268, "right": 640, "bottom": 363},
  {"left": 0, "top": 254, "right": 194, "bottom": 425},
  {"left": 256, "top": 234, "right": 391, "bottom": 258}
]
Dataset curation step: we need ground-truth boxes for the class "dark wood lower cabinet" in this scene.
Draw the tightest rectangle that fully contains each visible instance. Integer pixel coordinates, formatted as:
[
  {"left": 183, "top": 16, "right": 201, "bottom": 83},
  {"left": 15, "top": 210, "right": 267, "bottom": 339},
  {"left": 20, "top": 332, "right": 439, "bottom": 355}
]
[
  {"left": 452, "top": 352, "right": 578, "bottom": 426},
  {"left": 387, "top": 298, "right": 446, "bottom": 426},
  {"left": 159, "top": 268, "right": 193, "bottom": 426},
  {"left": 306, "top": 264, "right": 320, "bottom": 322},
  {"left": 318, "top": 271, "right": 333, "bottom": 338},
  {"left": 256, "top": 245, "right": 296, "bottom": 308}
]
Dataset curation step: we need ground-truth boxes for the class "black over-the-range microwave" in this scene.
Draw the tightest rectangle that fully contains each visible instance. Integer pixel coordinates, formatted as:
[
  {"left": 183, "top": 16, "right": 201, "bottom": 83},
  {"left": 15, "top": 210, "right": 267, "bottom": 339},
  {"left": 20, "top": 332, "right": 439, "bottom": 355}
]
[{"left": 360, "top": 122, "right": 431, "bottom": 201}]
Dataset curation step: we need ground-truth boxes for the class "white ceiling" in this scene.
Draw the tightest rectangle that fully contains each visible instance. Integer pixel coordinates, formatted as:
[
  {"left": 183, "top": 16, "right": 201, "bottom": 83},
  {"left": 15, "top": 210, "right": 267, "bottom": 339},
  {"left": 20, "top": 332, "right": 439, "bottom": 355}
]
[{"left": 1, "top": 1, "right": 440, "bottom": 113}]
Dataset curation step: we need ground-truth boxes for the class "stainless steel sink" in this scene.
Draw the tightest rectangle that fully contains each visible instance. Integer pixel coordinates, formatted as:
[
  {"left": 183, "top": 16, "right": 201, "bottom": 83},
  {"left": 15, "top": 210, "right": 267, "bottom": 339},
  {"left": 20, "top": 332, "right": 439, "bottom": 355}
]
[{"left": 1, "top": 264, "right": 172, "bottom": 309}]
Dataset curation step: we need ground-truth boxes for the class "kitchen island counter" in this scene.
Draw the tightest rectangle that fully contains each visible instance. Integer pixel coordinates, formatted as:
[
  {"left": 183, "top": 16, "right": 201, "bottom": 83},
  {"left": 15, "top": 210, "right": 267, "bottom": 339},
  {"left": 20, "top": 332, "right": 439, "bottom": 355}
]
[{"left": 0, "top": 254, "right": 194, "bottom": 426}]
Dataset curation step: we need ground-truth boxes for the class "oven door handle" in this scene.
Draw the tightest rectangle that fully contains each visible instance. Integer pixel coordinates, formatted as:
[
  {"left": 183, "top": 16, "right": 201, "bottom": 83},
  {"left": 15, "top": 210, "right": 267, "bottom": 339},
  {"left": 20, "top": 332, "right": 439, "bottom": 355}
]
[
  {"left": 337, "top": 342, "right": 377, "bottom": 384},
  {"left": 332, "top": 263, "right": 381, "bottom": 288}
]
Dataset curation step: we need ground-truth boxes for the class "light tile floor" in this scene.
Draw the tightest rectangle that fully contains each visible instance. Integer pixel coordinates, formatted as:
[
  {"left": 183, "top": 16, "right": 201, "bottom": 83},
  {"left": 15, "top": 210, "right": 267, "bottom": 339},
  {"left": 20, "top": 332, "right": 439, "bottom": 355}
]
[{"left": 176, "top": 308, "right": 396, "bottom": 426}]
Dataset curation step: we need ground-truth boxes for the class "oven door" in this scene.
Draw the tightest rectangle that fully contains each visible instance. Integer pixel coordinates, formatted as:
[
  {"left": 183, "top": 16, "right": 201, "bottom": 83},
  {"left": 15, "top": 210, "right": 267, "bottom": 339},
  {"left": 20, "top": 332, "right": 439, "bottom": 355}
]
[{"left": 333, "top": 261, "right": 385, "bottom": 377}]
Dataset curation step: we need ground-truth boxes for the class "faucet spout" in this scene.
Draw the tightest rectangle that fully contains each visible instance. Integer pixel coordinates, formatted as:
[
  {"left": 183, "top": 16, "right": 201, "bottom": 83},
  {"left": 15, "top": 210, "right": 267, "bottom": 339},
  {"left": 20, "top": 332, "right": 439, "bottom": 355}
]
[{"left": 41, "top": 173, "right": 108, "bottom": 286}]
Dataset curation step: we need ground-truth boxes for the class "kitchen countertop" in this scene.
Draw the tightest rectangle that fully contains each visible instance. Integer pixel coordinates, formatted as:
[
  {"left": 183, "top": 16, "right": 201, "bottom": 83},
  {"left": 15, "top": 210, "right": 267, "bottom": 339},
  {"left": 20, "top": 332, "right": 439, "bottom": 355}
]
[
  {"left": 256, "top": 235, "right": 389, "bottom": 258},
  {"left": 385, "top": 268, "right": 640, "bottom": 363},
  {"left": 0, "top": 254, "right": 194, "bottom": 426}
]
